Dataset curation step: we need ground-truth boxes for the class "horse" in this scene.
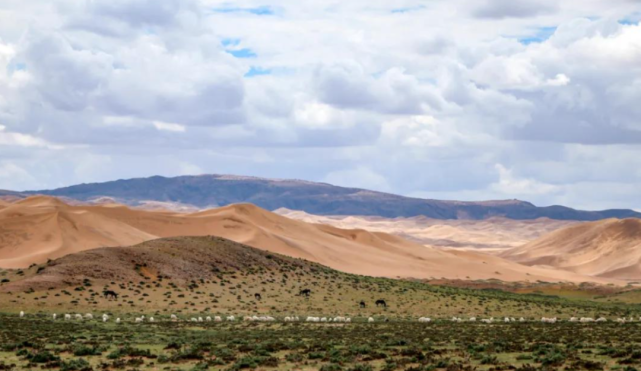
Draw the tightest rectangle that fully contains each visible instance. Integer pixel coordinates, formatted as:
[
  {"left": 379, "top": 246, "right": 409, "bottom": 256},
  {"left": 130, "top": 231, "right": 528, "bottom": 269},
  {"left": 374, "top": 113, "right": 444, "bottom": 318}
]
[
  {"left": 375, "top": 299, "right": 387, "bottom": 308},
  {"left": 359, "top": 300, "right": 366, "bottom": 308},
  {"left": 299, "top": 288, "right": 311, "bottom": 297},
  {"left": 103, "top": 290, "right": 119, "bottom": 300},
  {"left": 255, "top": 293, "right": 262, "bottom": 300}
]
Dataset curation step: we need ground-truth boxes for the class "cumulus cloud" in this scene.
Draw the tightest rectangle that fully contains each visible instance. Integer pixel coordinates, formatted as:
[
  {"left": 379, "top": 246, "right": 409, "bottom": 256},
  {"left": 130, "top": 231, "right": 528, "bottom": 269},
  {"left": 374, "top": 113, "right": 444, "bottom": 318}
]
[
  {"left": 473, "top": 0, "right": 559, "bottom": 19},
  {"left": 0, "top": 0, "right": 640, "bottom": 210}
]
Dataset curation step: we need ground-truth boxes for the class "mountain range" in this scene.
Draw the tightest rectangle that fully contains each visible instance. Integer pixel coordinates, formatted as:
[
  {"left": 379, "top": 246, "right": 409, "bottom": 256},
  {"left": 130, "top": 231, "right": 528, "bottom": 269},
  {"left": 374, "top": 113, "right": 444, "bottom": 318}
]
[{"left": 2, "top": 174, "right": 639, "bottom": 221}]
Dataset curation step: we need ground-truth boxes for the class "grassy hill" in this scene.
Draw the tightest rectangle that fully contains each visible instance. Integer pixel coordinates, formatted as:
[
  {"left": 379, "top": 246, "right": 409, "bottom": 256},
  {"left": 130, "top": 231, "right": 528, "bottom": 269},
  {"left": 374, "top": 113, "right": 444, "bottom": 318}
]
[{"left": 0, "top": 236, "right": 639, "bottom": 319}]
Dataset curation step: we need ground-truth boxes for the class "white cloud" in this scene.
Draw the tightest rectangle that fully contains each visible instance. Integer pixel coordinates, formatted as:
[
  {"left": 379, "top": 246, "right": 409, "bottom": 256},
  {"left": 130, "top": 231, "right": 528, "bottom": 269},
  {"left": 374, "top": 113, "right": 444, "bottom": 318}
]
[
  {"left": 152, "top": 121, "right": 186, "bottom": 132},
  {"left": 0, "top": 1, "right": 640, "bottom": 210},
  {"left": 490, "top": 164, "right": 561, "bottom": 196}
]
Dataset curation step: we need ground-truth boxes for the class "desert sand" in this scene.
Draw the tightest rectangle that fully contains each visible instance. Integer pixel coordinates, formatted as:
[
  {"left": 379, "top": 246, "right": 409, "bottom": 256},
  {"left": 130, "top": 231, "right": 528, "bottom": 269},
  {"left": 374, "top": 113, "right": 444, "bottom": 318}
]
[
  {"left": 276, "top": 208, "right": 577, "bottom": 252},
  {"left": 0, "top": 196, "right": 619, "bottom": 284},
  {"left": 500, "top": 218, "right": 641, "bottom": 280}
]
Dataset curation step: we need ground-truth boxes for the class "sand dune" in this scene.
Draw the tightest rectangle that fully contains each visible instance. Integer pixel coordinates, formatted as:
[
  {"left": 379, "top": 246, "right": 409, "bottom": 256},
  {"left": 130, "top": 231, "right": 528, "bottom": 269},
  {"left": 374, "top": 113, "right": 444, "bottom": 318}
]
[
  {"left": 500, "top": 218, "right": 641, "bottom": 280},
  {"left": 0, "top": 196, "right": 618, "bottom": 284},
  {"left": 276, "top": 208, "right": 577, "bottom": 251}
]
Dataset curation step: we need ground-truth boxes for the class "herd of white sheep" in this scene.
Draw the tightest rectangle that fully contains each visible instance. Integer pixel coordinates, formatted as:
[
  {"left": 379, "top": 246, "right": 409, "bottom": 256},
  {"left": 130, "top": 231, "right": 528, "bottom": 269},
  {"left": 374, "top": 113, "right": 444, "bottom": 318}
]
[{"left": 15, "top": 311, "right": 638, "bottom": 324}]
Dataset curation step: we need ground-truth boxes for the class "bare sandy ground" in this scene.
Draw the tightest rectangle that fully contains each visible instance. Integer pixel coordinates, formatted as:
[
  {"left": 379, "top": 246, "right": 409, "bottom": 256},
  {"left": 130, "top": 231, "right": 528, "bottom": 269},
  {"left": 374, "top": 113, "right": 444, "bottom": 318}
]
[
  {"left": 276, "top": 208, "right": 578, "bottom": 252},
  {"left": 501, "top": 218, "right": 641, "bottom": 280},
  {"left": 0, "top": 196, "right": 620, "bottom": 284}
]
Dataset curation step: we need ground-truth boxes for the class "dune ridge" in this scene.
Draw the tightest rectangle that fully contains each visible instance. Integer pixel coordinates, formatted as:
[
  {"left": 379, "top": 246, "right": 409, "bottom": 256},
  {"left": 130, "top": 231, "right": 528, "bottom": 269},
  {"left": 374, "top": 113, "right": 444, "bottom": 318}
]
[
  {"left": 0, "top": 196, "right": 619, "bottom": 284},
  {"left": 275, "top": 208, "right": 578, "bottom": 251},
  {"left": 500, "top": 218, "right": 641, "bottom": 280}
]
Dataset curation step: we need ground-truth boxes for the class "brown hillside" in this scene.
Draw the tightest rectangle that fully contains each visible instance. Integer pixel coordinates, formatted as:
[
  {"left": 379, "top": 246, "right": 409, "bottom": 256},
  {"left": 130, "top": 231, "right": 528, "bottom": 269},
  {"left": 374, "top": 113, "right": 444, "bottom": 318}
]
[{"left": 0, "top": 196, "right": 619, "bottom": 284}]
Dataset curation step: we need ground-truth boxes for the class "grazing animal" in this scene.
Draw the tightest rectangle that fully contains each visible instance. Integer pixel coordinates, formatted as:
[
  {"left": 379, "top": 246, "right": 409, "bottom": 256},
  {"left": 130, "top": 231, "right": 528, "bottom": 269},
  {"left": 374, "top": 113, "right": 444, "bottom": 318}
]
[
  {"left": 53, "top": 314, "right": 57, "bottom": 320},
  {"left": 206, "top": 316, "right": 212, "bottom": 322},
  {"left": 226, "top": 315, "right": 235, "bottom": 322},
  {"left": 64, "top": 314, "right": 71, "bottom": 321},
  {"left": 102, "top": 314, "right": 109, "bottom": 322},
  {"left": 469, "top": 317, "right": 477, "bottom": 322},
  {"left": 171, "top": 314, "right": 178, "bottom": 322},
  {"left": 191, "top": 318, "right": 198, "bottom": 322},
  {"left": 299, "top": 288, "right": 311, "bottom": 297},
  {"left": 214, "top": 316, "right": 222, "bottom": 322},
  {"left": 375, "top": 299, "right": 387, "bottom": 308},
  {"left": 85, "top": 313, "right": 93, "bottom": 320},
  {"left": 19, "top": 311, "right": 24, "bottom": 318},
  {"left": 359, "top": 301, "right": 366, "bottom": 308},
  {"left": 103, "top": 290, "right": 119, "bottom": 300},
  {"left": 368, "top": 317, "right": 375, "bottom": 323},
  {"left": 116, "top": 318, "right": 120, "bottom": 323},
  {"left": 418, "top": 317, "right": 431, "bottom": 323},
  {"left": 149, "top": 317, "right": 154, "bottom": 322},
  {"left": 255, "top": 293, "right": 262, "bottom": 300},
  {"left": 596, "top": 317, "right": 607, "bottom": 322},
  {"left": 198, "top": 317, "right": 203, "bottom": 322},
  {"left": 135, "top": 317, "right": 143, "bottom": 323},
  {"left": 75, "top": 314, "right": 83, "bottom": 321}
]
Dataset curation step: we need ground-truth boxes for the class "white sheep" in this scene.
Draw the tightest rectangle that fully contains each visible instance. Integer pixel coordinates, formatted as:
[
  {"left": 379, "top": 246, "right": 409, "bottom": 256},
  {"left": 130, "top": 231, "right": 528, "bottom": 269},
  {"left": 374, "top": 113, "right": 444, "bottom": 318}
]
[
  {"left": 580, "top": 317, "right": 594, "bottom": 323},
  {"left": 596, "top": 317, "right": 607, "bottom": 322},
  {"left": 214, "top": 316, "right": 222, "bottom": 322},
  {"left": 135, "top": 317, "right": 143, "bottom": 323},
  {"left": 368, "top": 317, "right": 375, "bottom": 323},
  {"left": 171, "top": 314, "right": 178, "bottom": 322},
  {"left": 321, "top": 317, "right": 327, "bottom": 322},
  {"left": 519, "top": 317, "right": 525, "bottom": 322},
  {"left": 206, "top": 316, "right": 212, "bottom": 322},
  {"left": 418, "top": 317, "right": 431, "bottom": 323},
  {"left": 53, "top": 313, "right": 57, "bottom": 320},
  {"left": 226, "top": 315, "right": 235, "bottom": 322},
  {"left": 64, "top": 314, "right": 71, "bottom": 321},
  {"left": 75, "top": 314, "right": 83, "bottom": 321},
  {"left": 149, "top": 317, "right": 154, "bottom": 322},
  {"left": 19, "top": 311, "right": 24, "bottom": 318},
  {"left": 84, "top": 313, "right": 93, "bottom": 320},
  {"left": 191, "top": 318, "right": 198, "bottom": 322},
  {"left": 569, "top": 317, "right": 578, "bottom": 322},
  {"left": 469, "top": 317, "right": 477, "bottom": 322},
  {"left": 345, "top": 317, "right": 351, "bottom": 323},
  {"left": 116, "top": 318, "right": 121, "bottom": 324}
]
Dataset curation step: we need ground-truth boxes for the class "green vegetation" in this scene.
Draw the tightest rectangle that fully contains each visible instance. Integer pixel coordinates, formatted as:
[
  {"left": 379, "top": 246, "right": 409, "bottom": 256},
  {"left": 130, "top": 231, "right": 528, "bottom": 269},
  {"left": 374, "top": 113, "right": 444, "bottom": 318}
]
[{"left": 3, "top": 314, "right": 641, "bottom": 370}]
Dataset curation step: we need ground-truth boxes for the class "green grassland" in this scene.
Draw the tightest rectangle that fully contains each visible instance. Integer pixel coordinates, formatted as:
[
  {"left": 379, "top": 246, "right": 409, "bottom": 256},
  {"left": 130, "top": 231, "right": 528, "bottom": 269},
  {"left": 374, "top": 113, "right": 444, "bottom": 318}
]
[{"left": 3, "top": 315, "right": 641, "bottom": 371}]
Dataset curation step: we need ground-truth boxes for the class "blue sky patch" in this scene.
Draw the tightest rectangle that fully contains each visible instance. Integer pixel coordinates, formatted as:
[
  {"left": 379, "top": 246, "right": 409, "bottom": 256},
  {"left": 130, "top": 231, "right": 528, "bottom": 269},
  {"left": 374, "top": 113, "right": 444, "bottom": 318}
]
[
  {"left": 245, "top": 67, "right": 272, "bottom": 77},
  {"left": 212, "top": 6, "right": 275, "bottom": 15},
  {"left": 221, "top": 38, "right": 240, "bottom": 47},
  {"left": 519, "top": 26, "right": 557, "bottom": 45},
  {"left": 391, "top": 6, "right": 425, "bottom": 14},
  {"left": 227, "top": 48, "right": 257, "bottom": 58}
]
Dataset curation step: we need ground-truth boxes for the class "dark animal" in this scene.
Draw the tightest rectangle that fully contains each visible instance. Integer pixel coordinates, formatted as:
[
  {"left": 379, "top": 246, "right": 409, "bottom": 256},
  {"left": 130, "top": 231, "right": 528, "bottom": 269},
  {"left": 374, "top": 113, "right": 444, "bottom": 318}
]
[
  {"left": 359, "top": 300, "right": 366, "bottom": 308},
  {"left": 103, "top": 290, "right": 118, "bottom": 300},
  {"left": 299, "top": 288, "right": 311, "bottom": 297},
  {"left": 375, "top": 299, "right": 387, "bottom": 308},
  {"left": 255, "top": 293, "right": 262, "bottom": 300}
]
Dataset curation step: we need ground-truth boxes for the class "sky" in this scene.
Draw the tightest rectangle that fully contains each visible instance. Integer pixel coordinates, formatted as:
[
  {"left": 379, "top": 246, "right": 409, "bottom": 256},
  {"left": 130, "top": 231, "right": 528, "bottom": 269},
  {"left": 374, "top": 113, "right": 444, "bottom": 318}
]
[{"left": 0, "top": 0, "right": 640, "bottom": 210}]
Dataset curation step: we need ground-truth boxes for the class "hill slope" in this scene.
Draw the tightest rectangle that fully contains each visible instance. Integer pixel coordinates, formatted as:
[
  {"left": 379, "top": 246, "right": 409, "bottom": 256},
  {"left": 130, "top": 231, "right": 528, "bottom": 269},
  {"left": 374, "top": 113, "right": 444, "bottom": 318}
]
[
  {"left": 500, "top": 218, "right": 641, "bottom": 280},
  {"left": 4, "top": 174, "right": 639, "bottom": 220},
  {"left": 0, "top": 236, "right": 629, "bottom": 317},
  {"left": 0, "top": 196, "right": 615, "bottom": 284}
]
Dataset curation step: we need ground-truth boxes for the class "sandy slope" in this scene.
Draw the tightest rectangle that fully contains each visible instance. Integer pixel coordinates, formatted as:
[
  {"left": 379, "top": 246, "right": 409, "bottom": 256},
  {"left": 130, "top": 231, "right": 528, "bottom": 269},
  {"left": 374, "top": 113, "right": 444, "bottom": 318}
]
[
  {"left": 500, "top": 218, "right": 641, "bottom": 280},
  {"left": 276, "top": 208, "right": 577, "bottom": 252},
  {"left": 0, "top": 196, "right": 618, "bottom": 284}
]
